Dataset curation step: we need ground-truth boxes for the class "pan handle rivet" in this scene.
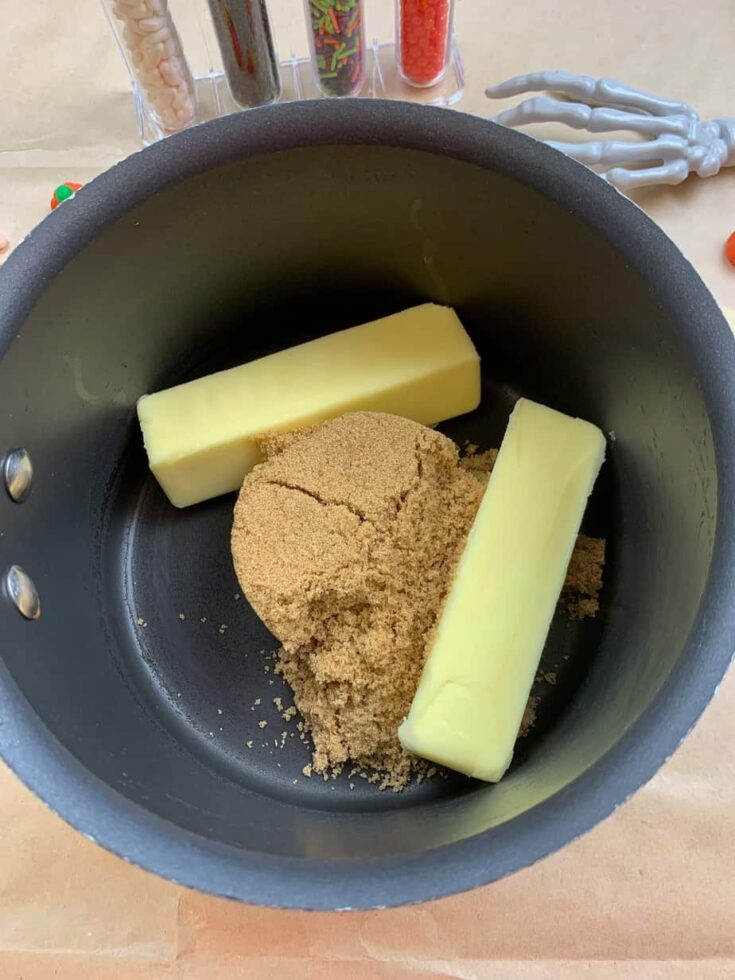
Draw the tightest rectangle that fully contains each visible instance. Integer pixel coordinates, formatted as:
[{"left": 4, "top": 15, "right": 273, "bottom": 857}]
[
  {"left": 4, "top": 566, "right": 41, "bottom": 620},
  {"left": 3, "top": 449, "right": 33, "bottom": 503}
]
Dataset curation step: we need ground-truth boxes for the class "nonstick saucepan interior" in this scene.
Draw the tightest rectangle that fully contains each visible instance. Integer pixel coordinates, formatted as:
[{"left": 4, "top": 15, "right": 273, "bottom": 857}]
[{"left": 0, "top": 101, "right": 733, "bottom": 910}]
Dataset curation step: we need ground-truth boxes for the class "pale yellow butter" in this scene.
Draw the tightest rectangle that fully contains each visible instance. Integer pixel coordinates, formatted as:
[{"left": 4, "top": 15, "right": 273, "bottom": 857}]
[
  {"left": 399, "top": 398, "right": 606, "bottom": 782},
  {"left": 137, "top": 304, "right": 480, "bottom": 507}
]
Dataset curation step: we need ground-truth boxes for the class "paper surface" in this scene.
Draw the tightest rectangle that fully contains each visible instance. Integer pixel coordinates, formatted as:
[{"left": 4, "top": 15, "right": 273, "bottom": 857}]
[{"left": 1, "top": 1, "right": 734, "bottom": 976}]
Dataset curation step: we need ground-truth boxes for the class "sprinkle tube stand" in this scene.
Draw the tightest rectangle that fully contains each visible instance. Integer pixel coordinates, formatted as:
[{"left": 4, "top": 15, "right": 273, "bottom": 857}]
[
  {"left": 397, "top": 0, "right": 454, "bottom": 88},
  {"left": 104, "top": 0, "right": 197, "bottom": 133},
  {"left": 305, "top": 0, "right": 366, "bottom": 98},
  {"left": 207, "top": 0, "right": 280, "bottom": 108}
]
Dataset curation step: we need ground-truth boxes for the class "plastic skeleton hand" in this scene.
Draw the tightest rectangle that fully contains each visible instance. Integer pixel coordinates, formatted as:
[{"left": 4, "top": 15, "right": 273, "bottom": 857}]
[{"left": 486, "top": 71, "right": 735, "bottom": 193}]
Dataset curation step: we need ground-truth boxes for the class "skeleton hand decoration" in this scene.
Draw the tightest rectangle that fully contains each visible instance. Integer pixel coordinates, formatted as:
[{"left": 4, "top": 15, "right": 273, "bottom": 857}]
[{"left": 486, "top": 71, "right": 735, "bottom": 193}]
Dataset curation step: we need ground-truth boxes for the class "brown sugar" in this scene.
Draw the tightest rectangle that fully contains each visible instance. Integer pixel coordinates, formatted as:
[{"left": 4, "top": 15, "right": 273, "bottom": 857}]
[
  {"left": 231, "top": 411, "right": 606, "bottom": 790},
  {"left": 519, "top": 697, "right": 538, "bottom": 737},
  {"left": 232, "top": 412, "right": 484, "bottom": 789},
  {"left": 563, "top": 534, "right": 606, "bottom": 619},
  {"left": 459, "top": 447, "right": 498, "bottom": 477}
]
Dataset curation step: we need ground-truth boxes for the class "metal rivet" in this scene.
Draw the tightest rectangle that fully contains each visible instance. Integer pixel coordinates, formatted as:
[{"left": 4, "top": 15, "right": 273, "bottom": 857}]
[
  {"left": 4, "top": 565, "right": 41, "bottom": 620},
  {"left": 3, "top": 449, "right": 33, "bottom": 503}
]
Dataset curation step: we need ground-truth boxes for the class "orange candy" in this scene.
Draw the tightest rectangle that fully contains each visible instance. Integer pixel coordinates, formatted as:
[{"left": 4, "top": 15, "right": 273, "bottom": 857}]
[
  {"left": 50, "top": 182, "right": 84, "bottom": 211},
  {"left": 726, "top": 232, "right": 735, "bottom": 267}
]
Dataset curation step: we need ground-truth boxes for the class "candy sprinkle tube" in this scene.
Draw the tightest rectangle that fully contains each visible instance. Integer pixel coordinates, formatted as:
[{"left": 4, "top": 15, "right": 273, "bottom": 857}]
[
  {"left": 207, "top": 0, "right": 280, "bottom": 108},
  {"left": 397, "top": 0, "right": 454, "bottom": 88},
  {"left": 305, "top": 0, "right": 366, "bottom": 97},
  {"left": 106, "top": 0, "right": 197, "bottom": 133}
]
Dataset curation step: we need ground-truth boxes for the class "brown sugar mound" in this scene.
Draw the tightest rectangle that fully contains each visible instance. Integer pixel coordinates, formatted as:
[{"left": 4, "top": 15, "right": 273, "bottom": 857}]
[
  {"left": 232, "top": 411, "right": 606, "bottom": 790},
  {"left": 232, "top": 412, "right": 484, "bottom": 789}
]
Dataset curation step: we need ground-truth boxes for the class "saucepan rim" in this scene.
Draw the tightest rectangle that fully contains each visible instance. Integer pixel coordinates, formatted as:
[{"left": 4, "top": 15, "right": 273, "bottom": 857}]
[{"left": 0, "top": 100, "right": 733, "bottom": 909}]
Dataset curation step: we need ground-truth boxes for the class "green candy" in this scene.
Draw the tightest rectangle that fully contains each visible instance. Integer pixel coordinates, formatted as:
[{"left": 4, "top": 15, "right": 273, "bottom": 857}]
[{"left": 54, "top": 184, "right": 75, "bottom": 204}]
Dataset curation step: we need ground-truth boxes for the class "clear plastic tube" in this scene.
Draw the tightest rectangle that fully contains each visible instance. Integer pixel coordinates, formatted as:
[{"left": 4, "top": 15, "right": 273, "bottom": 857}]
[
  {"left": 396, "top": 0, "right": 454, "bottom": 88},
  {"left": 207, "top": 0, "right": 280, "bottom": 108},
  {"left": 104, "top": 0, "right": 197, "bottom": 133},
  {"left": 304, "top": 0, "right": 366, "bottom": 98}
]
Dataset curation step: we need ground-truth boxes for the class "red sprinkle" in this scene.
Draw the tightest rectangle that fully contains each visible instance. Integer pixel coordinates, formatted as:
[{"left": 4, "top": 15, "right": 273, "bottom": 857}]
[{"left": 399, "top": 0, "right": 451, "bottom": 86}]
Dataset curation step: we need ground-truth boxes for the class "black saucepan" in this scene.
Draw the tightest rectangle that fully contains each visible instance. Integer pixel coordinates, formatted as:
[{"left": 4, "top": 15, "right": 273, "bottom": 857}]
[{"left": 0, "top": 101, "right": 733, "bottom": 910}]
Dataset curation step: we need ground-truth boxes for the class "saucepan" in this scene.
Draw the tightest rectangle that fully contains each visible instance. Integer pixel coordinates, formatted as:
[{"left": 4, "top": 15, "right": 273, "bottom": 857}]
[{"left": 0, "top": 100, "right": 733, "bottom": 909}]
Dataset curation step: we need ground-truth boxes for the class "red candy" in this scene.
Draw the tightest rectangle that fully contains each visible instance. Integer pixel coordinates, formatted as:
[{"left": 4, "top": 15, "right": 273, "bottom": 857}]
[{"left": 399, "top": 0, "right": 451, "bottom": 87}]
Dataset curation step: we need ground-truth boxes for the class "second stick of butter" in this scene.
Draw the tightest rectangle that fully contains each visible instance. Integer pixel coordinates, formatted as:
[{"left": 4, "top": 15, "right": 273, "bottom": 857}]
[{"left": 399, "top": 398, "right": 606, "bottom": 782}]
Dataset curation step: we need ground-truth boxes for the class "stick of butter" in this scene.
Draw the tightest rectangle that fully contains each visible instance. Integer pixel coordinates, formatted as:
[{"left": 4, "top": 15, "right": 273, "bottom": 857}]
[
  {"left": 399, "top": 398, "right": 606, "bottom": 782},
  {"left": 137, "top": 304, "right": 480, "bottom": 507}
]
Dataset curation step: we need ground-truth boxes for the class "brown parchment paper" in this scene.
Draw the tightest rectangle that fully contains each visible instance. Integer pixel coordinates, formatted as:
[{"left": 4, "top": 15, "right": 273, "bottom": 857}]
[{"left": 0, "top": 1, "right": 734, "bottom": 976}]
